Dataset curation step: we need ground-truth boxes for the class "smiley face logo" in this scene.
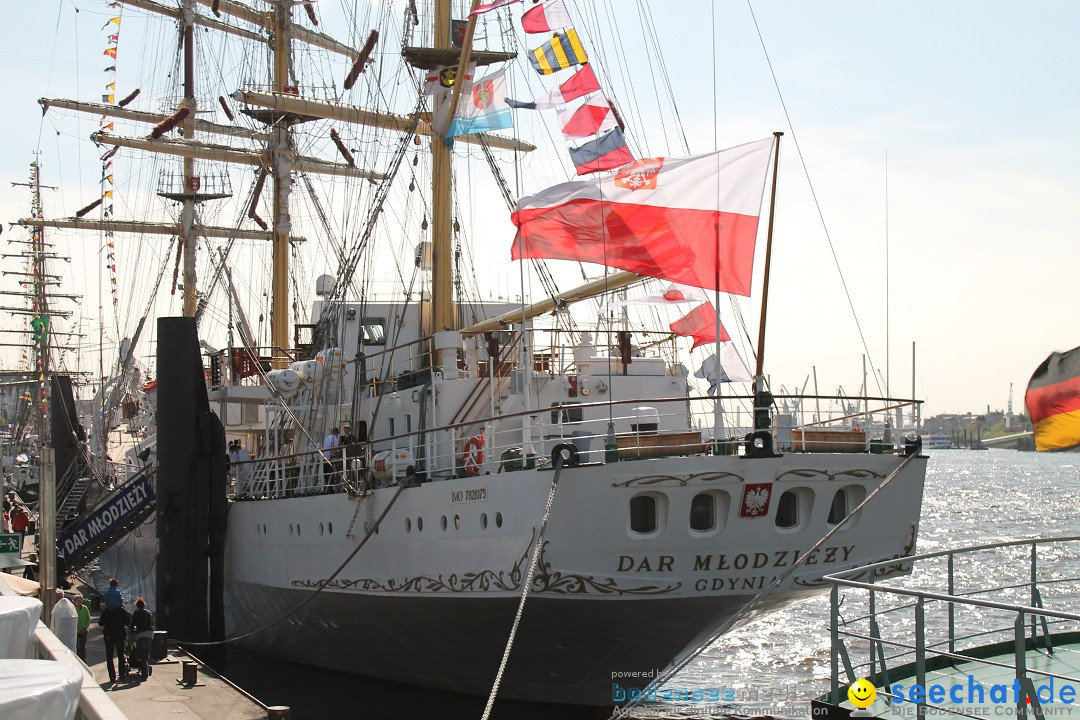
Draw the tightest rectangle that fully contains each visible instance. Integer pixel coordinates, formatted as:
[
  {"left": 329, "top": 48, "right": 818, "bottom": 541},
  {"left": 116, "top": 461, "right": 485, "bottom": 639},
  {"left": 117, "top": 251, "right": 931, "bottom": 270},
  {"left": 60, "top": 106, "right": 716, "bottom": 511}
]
[{"left": 848, "top": 678, "right": 877, "bottom": 709}]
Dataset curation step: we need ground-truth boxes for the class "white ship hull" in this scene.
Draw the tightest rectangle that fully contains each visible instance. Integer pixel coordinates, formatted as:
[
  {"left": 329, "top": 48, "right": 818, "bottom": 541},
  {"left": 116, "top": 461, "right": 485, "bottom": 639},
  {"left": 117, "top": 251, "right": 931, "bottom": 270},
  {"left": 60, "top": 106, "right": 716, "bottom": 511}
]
[{"left": 224, "top": 451, "right": 925, "bottom": 704}]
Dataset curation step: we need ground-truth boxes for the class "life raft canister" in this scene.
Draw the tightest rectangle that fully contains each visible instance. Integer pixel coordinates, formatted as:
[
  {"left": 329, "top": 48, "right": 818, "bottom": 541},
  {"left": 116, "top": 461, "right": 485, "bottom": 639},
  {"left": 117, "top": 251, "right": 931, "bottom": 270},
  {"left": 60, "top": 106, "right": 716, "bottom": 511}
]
[{"left": 463, "top": 434, "right": 484, "bottom": 475}]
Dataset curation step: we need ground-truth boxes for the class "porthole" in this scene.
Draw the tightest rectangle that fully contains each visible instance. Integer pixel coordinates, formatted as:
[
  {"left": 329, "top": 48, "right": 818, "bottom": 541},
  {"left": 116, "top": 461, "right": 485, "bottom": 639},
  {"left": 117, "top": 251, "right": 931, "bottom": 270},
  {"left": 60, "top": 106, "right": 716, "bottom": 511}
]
[
  {"left": 775, "top": 488, "right": 813, "bottom": 531},
  {"left": 319, "top": 523, "right": 325, "bottom": 536},
  {"left": 827, "top": 489, "right": 847, "bottom": 525},
  {"left": 630, "top": 495, "right": 658, "bottom": 534},
  {"left": 441, "top": 515, "right": 448, "bottom": 531},
  {"left": 454, "top": 514, "right": 461, "bottom": 530},
  {"left": 828, "top": 485, "right": 866, "bottom": 528},
  {"left": 417, "top": 517, "right": 424, "bottom": 532},
  {"left": 495, "top": 512, "right": 503, "bottom": 528},
  {"left": 481, "top": 513, "right": 488, "bottom": 529},
  {"left": 689, "top": 493, "right": 715, "bottom": 532},
  {"left": 289, "top": 524, "right": 294, "bottom": 536},
  {"left": 328, "top": 522, "right": 333, "bottom": 535},
  {"left": 297, "top": 524, "right": 301, "bottom": 536},
  {"left": 406, "top": 517, "right": 412, "bottom": 533}
]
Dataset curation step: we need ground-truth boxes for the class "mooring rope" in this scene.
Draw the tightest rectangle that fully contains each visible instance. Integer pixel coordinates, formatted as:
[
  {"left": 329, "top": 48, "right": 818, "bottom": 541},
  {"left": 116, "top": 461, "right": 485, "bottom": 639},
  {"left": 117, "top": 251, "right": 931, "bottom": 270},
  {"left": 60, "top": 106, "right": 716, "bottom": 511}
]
[
  {"left": 480, "top": 453, "right": 566, "bottom": 720},
  {"left": 609, "top": 450, "right": 920, "bottom": 719}
]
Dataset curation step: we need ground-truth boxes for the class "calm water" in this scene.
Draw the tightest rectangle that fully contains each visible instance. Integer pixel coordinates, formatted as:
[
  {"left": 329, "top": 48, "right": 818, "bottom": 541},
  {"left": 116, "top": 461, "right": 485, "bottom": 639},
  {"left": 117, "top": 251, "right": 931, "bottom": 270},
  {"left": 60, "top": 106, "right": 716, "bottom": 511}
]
[{"left": 217, "top": 449, "right": 1080, "bottom": 719}]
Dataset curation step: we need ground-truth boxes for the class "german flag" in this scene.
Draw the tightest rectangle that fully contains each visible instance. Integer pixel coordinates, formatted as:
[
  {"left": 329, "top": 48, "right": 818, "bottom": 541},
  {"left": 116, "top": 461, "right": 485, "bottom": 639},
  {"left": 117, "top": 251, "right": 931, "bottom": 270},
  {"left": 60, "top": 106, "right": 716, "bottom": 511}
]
[{"left": 1025, "top": 345, "right": 1080, "bottom": 451}]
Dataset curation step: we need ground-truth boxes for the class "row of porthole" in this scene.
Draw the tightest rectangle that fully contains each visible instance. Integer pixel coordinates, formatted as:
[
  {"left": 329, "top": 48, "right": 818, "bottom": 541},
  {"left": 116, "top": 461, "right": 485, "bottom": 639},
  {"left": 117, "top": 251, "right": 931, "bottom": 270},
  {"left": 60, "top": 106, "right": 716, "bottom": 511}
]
[
  {"left": 629, "top": 486, "right": 865, "bottom": 535},
  {"left": 406, "top": 511, "right": 504, "bottom": 533},
  {"left": 255, "top": 522, "right": 336, "bottom": 536}
]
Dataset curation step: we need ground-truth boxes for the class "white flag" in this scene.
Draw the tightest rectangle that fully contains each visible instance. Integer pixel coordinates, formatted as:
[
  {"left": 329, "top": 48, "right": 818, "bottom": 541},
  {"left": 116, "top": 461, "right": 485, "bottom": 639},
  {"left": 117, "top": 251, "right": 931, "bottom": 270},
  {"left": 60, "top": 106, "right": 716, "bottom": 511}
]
[{"left": 695, "top": 343, "right": 752, "bottom": 394}]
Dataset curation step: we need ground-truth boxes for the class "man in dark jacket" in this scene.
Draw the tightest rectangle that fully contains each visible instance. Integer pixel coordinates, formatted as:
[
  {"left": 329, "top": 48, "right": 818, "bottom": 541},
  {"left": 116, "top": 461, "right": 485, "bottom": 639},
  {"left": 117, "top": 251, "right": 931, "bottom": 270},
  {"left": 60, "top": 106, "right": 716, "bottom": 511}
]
[{"left": 99, "top": 604, "right": 129, "bottom": 682}]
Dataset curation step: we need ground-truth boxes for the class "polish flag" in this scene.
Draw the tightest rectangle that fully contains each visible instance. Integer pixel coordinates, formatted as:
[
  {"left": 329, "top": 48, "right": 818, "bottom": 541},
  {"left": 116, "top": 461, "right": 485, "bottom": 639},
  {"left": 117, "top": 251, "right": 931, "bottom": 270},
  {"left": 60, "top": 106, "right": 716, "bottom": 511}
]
[
  {"left": 557, "top": 95, "right": 617, "bottom": 137},
  {"left": 521, "top": 0, "right": 573, "bottom": 33},
  {"left": 511, "top": 137, "right": 774, "bottom": 294},
  {"left": 669, "top": 302, "right": 730, "bottom": 350}
]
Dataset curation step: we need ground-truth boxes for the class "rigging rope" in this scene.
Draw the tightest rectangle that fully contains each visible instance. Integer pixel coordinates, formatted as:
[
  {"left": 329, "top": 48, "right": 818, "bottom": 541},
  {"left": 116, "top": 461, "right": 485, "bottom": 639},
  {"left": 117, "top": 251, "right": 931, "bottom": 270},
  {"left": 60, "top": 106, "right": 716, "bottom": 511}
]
[
  {"left": 745, "top": 0, "right": 885, "bottom": 398},
  {"left": 171, "top": 479, "right": 412, "bottom": 648},
  {"left": 480, "top": 453, "right": 566, "bottom": 720}
]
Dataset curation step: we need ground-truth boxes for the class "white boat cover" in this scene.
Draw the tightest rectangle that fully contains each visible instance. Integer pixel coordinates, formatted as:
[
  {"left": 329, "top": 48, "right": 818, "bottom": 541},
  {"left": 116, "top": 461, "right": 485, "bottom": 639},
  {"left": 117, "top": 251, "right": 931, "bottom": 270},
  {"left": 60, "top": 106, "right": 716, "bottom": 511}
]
[
  {"left": 0, "top": 659, "right": 81, "bottom": 720},
  {"left": 0, "top": 596, "right": 41, "bottom": 659}
]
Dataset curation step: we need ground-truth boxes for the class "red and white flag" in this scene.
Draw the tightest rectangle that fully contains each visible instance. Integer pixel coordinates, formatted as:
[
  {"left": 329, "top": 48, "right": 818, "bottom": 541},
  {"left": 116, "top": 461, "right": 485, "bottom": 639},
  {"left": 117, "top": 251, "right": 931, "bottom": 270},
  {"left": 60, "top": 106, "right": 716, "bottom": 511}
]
[
  {"left": 469, "top": 0, "right": 520, "bottom": 17},
  {"left": 522, "top": 0, "right": 573, "bottom": 33},
  {"left": 511, "top": 137, "right": 774, "bottom": 294},
  {"left": 557, "top": 94, "right": 617, "bottom": 137},
  {"left": 669, "top": 302, "right": 730, "bottom": 350},
  {"left": 603, "top": 282, "right": 709, "bottom": 312},
  {"left": 507, "top": 63, "right": 601, "bottom": 111}
]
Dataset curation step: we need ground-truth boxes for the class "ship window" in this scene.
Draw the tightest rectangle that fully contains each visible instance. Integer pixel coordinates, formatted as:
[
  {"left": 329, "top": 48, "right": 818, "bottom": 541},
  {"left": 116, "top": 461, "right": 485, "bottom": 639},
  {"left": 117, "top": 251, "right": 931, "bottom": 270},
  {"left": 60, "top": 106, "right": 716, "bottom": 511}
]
[
  {"left": 827, "top": 489, "right": 847, "bottom": 525},
  {"left": 689, "top": 493, "right": 715, "bottom": 532},
  {"left": 406, "top": 517, "right": 412, "bottom": 533},
  {"left": 550, "top": 402, "right": 584, "bottom": 424},
  {"left": 328, "top": 522, "right": 333, "bottom": 535},
  {"left": 630, "top": 495, "right": 657, "bottom": 534},
  {"left": 481, "top": 513, "right": 488, "bottom": 529},
  {"left": 297, "top": 524, "right": 301, "bottom": 536},
  {"left": 361, "top": 318, "right": 386, "bottom": 346},
  {"left": 289, "top": 524, "right": 294, "bottom": 536},
  {"left": 319, "top": 523, "right": 324, "bottom": 536},
  {"left": 454, "top": 514, "right": 461, "bottom": 530},
  {"left": 417, "top": 517, "right": 424, "bottom": 532},
  {"left": 776, "top": 491, "right": 799, "bottom": 529},
  {"left": 495, "top": 512, "right": 503, "bottom": 528},
  {"left": 829, "top": 485, "right": 866, "bottom": 528},
  {"left": 441, "top": 515, "right": 448, "bottom": 531}
]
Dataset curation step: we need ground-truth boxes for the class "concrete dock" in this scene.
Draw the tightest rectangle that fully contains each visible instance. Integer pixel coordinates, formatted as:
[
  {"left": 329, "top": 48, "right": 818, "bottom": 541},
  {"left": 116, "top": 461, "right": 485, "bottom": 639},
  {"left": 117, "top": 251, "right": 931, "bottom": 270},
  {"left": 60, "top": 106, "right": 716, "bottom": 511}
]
[{"left": 83, "top": 630, "right": 266, "bottom": 720}]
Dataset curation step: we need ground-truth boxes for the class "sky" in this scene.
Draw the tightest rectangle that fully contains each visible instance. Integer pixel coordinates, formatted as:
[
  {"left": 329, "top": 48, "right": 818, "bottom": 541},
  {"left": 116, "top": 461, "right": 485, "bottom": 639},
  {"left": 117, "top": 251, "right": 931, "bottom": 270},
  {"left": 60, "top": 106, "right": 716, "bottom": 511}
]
[{"left": 2, "top": 0, "right": 1078, "bottom": 421}]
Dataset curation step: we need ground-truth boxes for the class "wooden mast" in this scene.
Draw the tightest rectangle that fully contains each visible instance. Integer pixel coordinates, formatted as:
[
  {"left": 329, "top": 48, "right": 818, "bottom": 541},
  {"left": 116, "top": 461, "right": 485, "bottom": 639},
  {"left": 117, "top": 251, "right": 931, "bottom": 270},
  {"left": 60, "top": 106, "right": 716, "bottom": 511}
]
[
  {"left": 430, "top": 0, "right": 456, "bottom": 334},
  {"left": 752, "top": 131, "right": 783, "bottom": 431},
  {"left": 269, "top": 0, "right": 293, "bottom": 356}
]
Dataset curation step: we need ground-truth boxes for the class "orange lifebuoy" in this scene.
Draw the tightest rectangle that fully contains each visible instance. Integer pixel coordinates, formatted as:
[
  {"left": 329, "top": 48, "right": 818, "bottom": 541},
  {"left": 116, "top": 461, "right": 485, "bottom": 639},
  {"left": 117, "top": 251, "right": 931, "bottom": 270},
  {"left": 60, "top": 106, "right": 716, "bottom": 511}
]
[
  {"left": 463, "top": 435, "right": 484, "bottom": 475},
  {"left": 142, "top": 380, "right": 158, "bottom": 392}
]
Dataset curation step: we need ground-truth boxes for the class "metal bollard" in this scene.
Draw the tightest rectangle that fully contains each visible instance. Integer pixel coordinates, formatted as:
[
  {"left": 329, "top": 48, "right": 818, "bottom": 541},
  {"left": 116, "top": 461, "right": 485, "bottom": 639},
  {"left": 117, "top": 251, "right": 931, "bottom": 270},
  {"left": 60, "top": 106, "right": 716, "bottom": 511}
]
[
  {"left": 266, "top": 707, "right": 291, "bottom": 720},
  {"left": 181, "top": 660, "right": 198, "bottom": 686},
  {"left": 150, "top": 630, "right": 168, "bottom": 661}
]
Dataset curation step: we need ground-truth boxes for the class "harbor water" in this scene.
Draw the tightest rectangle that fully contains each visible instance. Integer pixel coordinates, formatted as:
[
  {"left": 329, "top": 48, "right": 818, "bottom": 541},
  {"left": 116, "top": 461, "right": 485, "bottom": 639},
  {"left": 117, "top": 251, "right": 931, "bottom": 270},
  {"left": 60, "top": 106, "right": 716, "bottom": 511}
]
[{"left": 213, "top": 448, "right": 1075, "bottom": 719}]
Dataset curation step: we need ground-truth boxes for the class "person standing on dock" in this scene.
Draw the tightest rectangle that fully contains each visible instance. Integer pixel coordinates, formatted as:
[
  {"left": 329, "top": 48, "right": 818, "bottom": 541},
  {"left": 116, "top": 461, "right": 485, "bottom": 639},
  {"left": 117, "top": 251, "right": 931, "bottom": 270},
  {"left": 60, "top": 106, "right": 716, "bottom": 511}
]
[
  {"left": 99, "top": 602, "right": 129, "bottom": 682},
  {"left": 104, "top": 578, "right": 122, "bottom": 609},
  {"left": 129, "top": 597, "right": 154, "bottom": 680},
  {"left": 74, "top": 594, "right": 91, "bottom": 661}
]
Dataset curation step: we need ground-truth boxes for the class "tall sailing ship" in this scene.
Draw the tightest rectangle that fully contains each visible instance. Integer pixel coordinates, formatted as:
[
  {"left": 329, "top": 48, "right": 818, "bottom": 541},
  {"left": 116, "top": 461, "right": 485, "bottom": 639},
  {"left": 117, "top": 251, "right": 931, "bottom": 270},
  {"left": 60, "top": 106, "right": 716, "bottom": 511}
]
[{"left": 22, "top": 0, "right": 927, "bottom": 705}]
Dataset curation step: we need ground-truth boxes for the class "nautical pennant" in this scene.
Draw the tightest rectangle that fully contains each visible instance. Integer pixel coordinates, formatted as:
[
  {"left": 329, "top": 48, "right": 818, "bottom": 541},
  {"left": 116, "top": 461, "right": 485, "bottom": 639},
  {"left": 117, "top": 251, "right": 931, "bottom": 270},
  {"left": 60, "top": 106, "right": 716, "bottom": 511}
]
[
  {"left": 556, "top": 94, "right": 617, "bottom": 137},
  {"left": 567, "top": 126, "right": 633, "bottom": 175},
  {"left": 669, "top": 302, "right": 731, "bottom": 350},
  {"left": 529, "top": 28, "right": 588, "bottom": 75},
  {"left": 469, "top": 0, "right": 521, "bottom": 17},
  {"left": 521, "top": 0, "right": 573, "bottom": 34}
]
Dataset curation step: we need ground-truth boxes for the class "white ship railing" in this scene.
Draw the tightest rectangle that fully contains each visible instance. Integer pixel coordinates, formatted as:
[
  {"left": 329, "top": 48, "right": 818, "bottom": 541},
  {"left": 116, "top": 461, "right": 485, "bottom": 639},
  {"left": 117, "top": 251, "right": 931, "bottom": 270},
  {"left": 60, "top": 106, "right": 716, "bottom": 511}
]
[
  {"left": 231, "top": 393, "right": 921, "bottom": 500},
  {"left": 822, "top": 536, "right": 1080, "bottom": 719}
]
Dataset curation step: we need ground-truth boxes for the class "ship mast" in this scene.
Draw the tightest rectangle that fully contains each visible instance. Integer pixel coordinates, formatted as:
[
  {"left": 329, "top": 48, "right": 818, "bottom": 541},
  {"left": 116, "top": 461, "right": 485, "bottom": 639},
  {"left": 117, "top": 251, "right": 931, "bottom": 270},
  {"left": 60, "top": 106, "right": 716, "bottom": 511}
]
[{"left": 180, "top": 0, "right": 199, "bottom": 317}]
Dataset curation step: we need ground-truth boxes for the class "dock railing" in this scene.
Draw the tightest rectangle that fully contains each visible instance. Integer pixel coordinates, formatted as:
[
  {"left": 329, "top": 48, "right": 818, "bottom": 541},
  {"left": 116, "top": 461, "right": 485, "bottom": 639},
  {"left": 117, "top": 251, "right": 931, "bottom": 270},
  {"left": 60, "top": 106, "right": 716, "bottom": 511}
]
[{"left": 823, "top": 536, "right": 1080, "bottom": 719}]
